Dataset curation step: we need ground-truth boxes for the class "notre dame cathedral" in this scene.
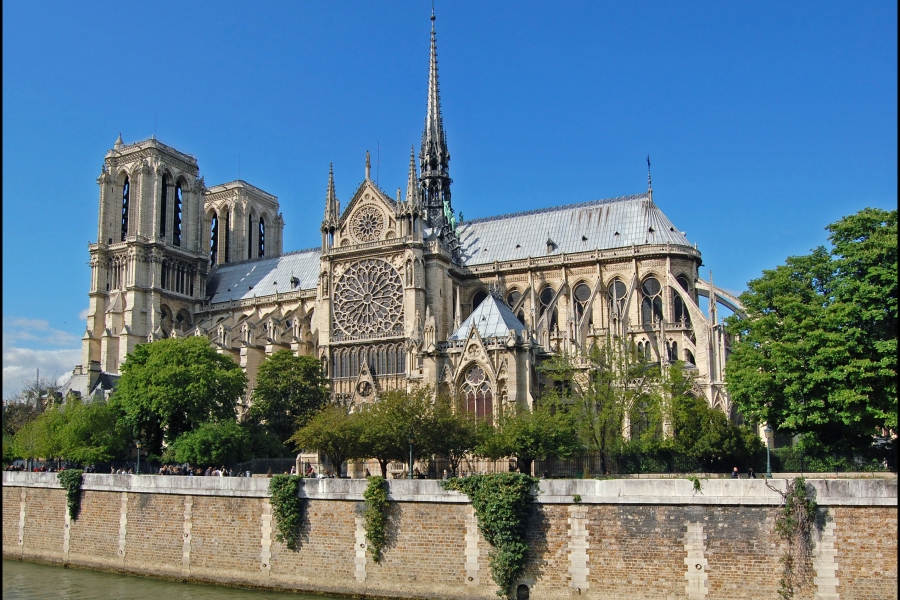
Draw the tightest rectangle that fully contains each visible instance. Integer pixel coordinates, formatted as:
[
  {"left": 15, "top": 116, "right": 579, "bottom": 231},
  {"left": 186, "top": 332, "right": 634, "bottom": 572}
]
[{"left": 68, "top": 13, "right": 743, "bottom": 421}]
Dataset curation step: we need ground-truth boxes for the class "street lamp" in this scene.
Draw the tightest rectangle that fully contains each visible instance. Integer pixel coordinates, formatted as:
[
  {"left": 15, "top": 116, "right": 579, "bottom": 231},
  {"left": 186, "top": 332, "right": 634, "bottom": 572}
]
[
  {"left": 408, "top": 434, "right": 414, "bottom": 480},
  {"left": 136, "top": 441, "right": 142, "bottom": 475},
  {"left": 763, "top": 425, "right": 773, "bottom": 478}
]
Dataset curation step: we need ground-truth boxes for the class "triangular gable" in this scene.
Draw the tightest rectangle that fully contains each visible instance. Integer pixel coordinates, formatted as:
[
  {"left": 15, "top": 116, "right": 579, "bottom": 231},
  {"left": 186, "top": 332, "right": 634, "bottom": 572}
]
[
  {"left": 339, "top": 179, "right": 397, "bottom": 227},
  {"left": 447, "top": 294, "right": 527, "bottom": 341}
]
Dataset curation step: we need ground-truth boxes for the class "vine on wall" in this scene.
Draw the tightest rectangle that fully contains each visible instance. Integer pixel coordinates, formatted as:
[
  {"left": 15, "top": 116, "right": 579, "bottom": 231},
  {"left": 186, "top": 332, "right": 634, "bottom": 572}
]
[
  {"left": 57, "top": 470, "right": 84, "bottom": 521},
  {"left": 363, "top": 475, "right": 389, "bottom": 563},
  {"left": 442, "top": 473, "right": 538, "bottom": 597},
  {"left": 268, "top": 474, "right": 304, "bottom": 551},
  {"left": 769, "top": 477, "right": 818, "bottom": 599}
]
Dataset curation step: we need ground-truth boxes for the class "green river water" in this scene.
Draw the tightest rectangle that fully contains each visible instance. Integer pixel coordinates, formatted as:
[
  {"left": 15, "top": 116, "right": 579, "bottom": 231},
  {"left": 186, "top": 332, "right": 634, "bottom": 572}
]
[{"left": 2, "top": 560, "right": 344, "bottom": 599}]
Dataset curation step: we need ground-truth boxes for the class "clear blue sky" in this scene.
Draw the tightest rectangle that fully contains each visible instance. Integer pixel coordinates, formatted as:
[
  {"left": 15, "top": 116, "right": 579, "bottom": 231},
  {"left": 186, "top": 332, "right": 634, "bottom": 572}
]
[{"left": 3, "top": 1, "right": 896, "bottom": 398}]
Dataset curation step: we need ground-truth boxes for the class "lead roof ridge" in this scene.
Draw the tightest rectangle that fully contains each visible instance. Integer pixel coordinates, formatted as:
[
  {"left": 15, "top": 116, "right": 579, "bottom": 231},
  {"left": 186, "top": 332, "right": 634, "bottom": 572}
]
[{"left": 460, "top": 192, "right": 652, "bottom": 226}]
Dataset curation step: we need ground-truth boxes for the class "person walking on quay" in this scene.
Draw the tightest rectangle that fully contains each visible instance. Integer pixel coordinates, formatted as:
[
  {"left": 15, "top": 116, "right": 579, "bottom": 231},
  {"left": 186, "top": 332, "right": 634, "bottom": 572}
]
[
  {"left": 747, "top": 467, "right": 756, "bottom": 479},
  {"left": 731, "top": 467, "right": 739, "bottom": 478}
]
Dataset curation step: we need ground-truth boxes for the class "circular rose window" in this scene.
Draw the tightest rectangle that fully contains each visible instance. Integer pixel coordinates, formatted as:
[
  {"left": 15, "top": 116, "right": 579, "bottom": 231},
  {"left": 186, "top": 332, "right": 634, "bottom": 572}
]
[
  {"left": 351, "top": 205, "right": 385, "bottom": 243},
  {"left": 333, "top": 259, "right": 403, "bottom": 338}
]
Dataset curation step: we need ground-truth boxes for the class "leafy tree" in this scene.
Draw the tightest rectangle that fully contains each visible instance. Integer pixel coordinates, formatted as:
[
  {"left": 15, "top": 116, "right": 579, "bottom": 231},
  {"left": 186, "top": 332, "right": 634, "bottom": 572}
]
[
  {"left": 247, "top": 351, "right": 328, "bottom": 455},
  {"left": 2, "top": 401, "right": 40, "bottom": 436},
  {"left": 56, "top": 399, "right": 125, "bottom": 465},
  {"left": 240, "top": 420, "right": 291, "bottom": 459},
  {"left": 476, "top": 400, "right": 581, "bottom": 474},
  {"left": 428, "top": 393, "right": 479, "bottom": 476},
  {"left": 725, "top": 208, "right": 897, "bottom": 453},
  {"left": 163, "top": 421, "right": 252, "bottom": 467},
  {"left": 541, "top": 343, "right": 660, "bottom": 473},
  {"left": 10, "top": 407, "right": 65, "bottom": 468},
  {"left": 358, "top": 389, "right": 434, "bottom": 478},
  {"left": 289, "top": 403, "right": 365, "bottom": 477},
  {"left": 111, "top": 336, "right": 247, "bottom": 458}
]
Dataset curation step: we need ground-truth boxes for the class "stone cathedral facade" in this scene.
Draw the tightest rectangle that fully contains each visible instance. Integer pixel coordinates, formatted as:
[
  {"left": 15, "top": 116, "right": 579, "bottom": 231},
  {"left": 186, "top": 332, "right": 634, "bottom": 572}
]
[{"left": 69, "top": 14, "right": 744, "bottom": 422}]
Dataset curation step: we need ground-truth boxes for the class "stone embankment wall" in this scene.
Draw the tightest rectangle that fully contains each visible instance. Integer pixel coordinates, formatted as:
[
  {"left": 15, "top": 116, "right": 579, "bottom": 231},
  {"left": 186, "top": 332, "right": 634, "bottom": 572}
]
[{"left": 3, "top": 473, "right": 896, "bottom": 600}]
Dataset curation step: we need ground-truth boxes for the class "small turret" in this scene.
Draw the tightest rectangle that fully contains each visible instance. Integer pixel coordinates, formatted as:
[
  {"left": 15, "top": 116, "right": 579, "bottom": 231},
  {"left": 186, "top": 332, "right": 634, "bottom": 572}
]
[{"left": 321, "top": 163, "right": 340, "bottom": 249}]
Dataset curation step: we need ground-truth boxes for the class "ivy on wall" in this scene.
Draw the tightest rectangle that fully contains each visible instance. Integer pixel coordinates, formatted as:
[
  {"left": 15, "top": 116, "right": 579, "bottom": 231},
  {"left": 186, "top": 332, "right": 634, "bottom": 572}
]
[
  {"left": 268, "top": 474, "right": 304, "bottom": 551},
  {"left": 363, "top": 475, "right": 389, "bottom": 563},
  {"left": 57, "top": 469, "right": 84, "bottom": 521},
  {"left": 769, "top": 477, "right": 818, "bottom": 599},
  {"left": 442, "top": 473, "right": 537, "bottom": 597}
]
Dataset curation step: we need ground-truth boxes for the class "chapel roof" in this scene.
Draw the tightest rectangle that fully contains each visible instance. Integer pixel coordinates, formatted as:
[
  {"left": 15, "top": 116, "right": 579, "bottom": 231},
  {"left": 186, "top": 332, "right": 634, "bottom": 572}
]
[
  {"left": 447, "top": 293, "right": 527, "bottom": 341},
  {"left": 455, "top": 192, "right": 693, "bottom": 266}
]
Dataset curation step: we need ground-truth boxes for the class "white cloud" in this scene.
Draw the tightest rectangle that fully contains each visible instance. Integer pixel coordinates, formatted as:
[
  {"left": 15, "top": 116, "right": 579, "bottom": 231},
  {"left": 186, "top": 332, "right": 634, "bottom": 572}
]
[
  {"left": 3, "top": 347, "right": 81, "bottom": 399},
  {"left": 2, "top": 316, "right": 82, "bottom": 399},
  {"left": 78, "top": 307, "right": 90, "bottom": 321}
]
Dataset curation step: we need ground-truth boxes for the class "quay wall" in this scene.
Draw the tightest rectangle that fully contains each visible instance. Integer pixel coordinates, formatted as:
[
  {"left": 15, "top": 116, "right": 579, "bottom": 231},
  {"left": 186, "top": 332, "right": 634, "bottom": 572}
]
[{"left": 3, "top": 473, "right": 896, "bottom": 600}]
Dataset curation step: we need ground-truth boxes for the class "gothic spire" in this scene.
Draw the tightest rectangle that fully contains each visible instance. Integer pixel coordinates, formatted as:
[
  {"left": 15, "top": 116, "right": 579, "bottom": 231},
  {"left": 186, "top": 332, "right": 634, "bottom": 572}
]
[
  {"left": 323, "top": 163, "right": 339, "bottom": 228},
  {"left": 419, "top": 8, "right": 452, "bottom": 230},
  {"left": 647, "top": 155, "right": 653, "bottom": 201},
  {"left": 406, "top": 146, "right": 419, "bottom": 208}
]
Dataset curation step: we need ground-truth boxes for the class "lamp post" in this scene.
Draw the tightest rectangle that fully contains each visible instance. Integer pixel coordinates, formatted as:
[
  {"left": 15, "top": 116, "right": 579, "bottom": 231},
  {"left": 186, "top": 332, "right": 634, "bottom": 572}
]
[
  {"left": 763, "top": 425, "right": 773, "bottom": 478},
  {"left": 408, "top": 434, "right": 413, "bottom": 480},
  {"left": 136, "top": 441, "right": 142, "bottom": 475}
]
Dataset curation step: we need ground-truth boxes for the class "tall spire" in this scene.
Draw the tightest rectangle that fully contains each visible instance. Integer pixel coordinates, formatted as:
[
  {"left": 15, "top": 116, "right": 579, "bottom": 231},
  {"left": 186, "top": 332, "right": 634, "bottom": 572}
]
[
  {"left": 406, "top": 146, "right": 419, "bottom": 207},
  {"left": 419, "top": 7, "right": 452, "bottom": 230},
  {"left": 647, "top": 155, "right": 653, "bottom": 201},
  {"left": 323, "top": 163, "right": 339, "bottom": 228}
]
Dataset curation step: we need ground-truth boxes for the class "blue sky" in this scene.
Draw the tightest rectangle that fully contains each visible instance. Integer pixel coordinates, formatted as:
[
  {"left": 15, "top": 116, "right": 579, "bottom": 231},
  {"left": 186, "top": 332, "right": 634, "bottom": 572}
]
[{"left": 3, "top": 1, "right": 896, "bottom": 398}]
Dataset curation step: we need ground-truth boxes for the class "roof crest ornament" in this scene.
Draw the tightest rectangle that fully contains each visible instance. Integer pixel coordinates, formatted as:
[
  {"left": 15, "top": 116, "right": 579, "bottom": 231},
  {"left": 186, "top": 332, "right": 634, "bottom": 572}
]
[
  {"left": 647, "top": 155, "right": 653, "bottom": 202},
  {"left": 365, "top": 150, "right": 371, "bottom": 180}
]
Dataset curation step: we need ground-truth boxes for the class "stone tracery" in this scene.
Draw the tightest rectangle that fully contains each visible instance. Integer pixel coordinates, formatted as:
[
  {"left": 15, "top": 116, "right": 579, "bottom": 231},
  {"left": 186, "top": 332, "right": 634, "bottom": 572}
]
[{"left": 333, "top": 259, "right": 403, "bottom": 339}]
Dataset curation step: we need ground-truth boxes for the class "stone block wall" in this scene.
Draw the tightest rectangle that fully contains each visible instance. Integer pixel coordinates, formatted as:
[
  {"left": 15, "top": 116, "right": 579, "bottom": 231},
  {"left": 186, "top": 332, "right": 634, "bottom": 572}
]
[{"left": 2, "top": 473, "right": 896, "bottom": 600}]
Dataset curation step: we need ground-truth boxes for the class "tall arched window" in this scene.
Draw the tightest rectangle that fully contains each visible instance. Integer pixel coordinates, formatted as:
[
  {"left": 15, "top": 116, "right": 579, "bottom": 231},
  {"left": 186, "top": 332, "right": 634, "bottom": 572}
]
[
  {"left": 640, "top": 277, "right": 663, "bottom": 325},
  {"left": 173, "top": 182, "right": 183, "bottom": 247},
  {"left": 472, "top": 290, "right": 487, "bottom": 312},
  {"left": 224, "top": 210, "right": 230, "bottom": 263},
  {"left": 159, "top": 174, "right": 169, "bottom": 238},
  {"left": 506, "top": 289, "right": 526, "bottom": 325},
  {"left": 461, "top": 365, "right": 493, "bottom": 425},
  {"left": 120, "top": 175, "right": 130, "bottom": 241},
  {"left": 673, "top": 275, "right": 692, "bottom": 326},
  {"left": 608, "top": 278, "right": 627, "bottom": 320},
  {"left": 573, "top": 282, "right": 592, "bottom": 326},
  {"left": 258, "top": 217, "right": 266, "bottom": 258},
  {"left": 209, "top": 213, "right": 219, "bottom": 265},
  {"left": 539, "top": 286, "right": 558, "bottom": 330},
  {"left": 247, "top": 215, "right": 253, "bottom": 259}
]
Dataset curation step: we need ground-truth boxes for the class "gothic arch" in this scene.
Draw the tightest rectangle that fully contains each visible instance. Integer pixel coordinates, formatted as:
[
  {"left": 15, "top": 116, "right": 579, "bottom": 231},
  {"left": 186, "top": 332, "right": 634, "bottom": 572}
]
[{"left": 457, "top": 362, "right": 494, "bottom": 424}]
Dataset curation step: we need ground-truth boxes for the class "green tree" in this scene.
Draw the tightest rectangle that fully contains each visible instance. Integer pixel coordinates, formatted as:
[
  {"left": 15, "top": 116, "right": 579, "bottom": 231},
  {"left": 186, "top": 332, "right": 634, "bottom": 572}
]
[
  {"left": 111, "top": 336, "right": 247, "bottom": 458},
  {"left": 725, "top": 208, "right": 897, "bottom": 453},
  {"left": 476, "top": 401, "right": 581, "bottom": 474},
  {"left": 163, "top": 421, "right": 252, "bottom": 467},
  {"left": 428, "top": 393, "right": 479, "bottom": 476},
  {"left": 11, "top": 407, "right": 65, "bottom": 468},
  {"left": 2, "top": 401, "right": 40, "bottom": 436},
  {"left": 246, "top": 351, "right": 328, "bottom": 455},
  {"left": 289, "top": 404, "right": 364, "bottom": 477},
  {"left": 358, "top": 389, "right": 433, "bottom": 478},
  {"left": 541, "top": 343, "right": 660, "bottom": 473},
  {"left": 56, "top": 399, "right": 125, "bottom": 465}
]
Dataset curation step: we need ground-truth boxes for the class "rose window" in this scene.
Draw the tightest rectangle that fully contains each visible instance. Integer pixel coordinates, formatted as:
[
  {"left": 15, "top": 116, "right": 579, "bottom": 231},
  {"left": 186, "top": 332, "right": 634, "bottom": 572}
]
[
  {"left": 333, "top": 259, "right": 403, "bottom": 338},
  {"left": 351, "top": 205, "right": 385, "bottom": 243}
]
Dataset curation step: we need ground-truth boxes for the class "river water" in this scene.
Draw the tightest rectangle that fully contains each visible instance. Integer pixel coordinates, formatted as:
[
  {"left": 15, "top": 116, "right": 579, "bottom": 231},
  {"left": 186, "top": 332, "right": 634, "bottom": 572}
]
[{"left": 2, "top": 560, "right": 340, "bottom": 599}]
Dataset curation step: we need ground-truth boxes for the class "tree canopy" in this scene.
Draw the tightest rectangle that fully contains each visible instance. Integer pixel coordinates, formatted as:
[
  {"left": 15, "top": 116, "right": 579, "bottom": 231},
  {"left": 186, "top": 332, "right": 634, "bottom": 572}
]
[
  {"left": 725, "top": 208, "right": 897, "bottom": 452},
  {"left": 289, "top": 403, "right": 364, "bottom": 476},
  {"left": 163, "top": 421, "right": 252, "bottom": 467},
  {"left": 111, "top": 336, "right": 247, "bottom": 458},
  {"left": 246, "top": 350, "right": 328, "bottom": 455}
]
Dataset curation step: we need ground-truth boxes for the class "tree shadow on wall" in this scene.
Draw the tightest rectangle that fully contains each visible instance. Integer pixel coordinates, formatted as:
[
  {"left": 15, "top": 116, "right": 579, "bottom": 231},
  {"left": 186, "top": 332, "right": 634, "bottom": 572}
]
[{"left": 518, "top": 504, "right": 550, "bottom": 590}]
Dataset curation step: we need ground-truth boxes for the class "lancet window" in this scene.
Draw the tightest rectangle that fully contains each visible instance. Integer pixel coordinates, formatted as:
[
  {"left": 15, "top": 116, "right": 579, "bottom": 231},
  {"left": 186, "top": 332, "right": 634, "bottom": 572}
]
[
  {"left": 120, "top": 175, "right": 130, "bottom": 241},
  {"left": 224, "top": 210, "right": 231, "bottom": 263},
  {"left": 539, "top": 286, "right": 558, "bottom": 331},
  {"left": 573, "top": 282, "right": 592, "bottom": 326},
  {"left": 461, "top": 365, "right": 493, "bottom": 425},
  {"left": 506, "top": 288, "right": 525, "bottom": 325},
  {"left": 210, "top": 214, "right": 219, "bottom": 265},
  {"left": 331, "top": 343, "right": 406, "bottom": 379},
  {"left": 247, "top": 215, "right": 254, "bottom": 259},
  {"left": 173, "top": 182, "right": 183, "bottom": 247},
  {"left": 472, "top": 289, "right": 487, "bottom": 312},
  {"left": 672, "top": 274, "right": 692, "bottom": 326},
  {"left": 159, "top": 174, "right": 169, "bottom": 238},
  {"left": 608, "top": 278, "right": 627, "bottom": 321},
  {"left": 258, "top": 217, "right": 266, "bottom": 257},
  {"left": 640, "top": 276, "right": 663, "bottom": 325}
]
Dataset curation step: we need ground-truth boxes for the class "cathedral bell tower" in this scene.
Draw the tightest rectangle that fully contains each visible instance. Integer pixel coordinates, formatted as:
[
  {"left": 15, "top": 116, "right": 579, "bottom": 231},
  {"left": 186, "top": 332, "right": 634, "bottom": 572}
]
[{"left": 82, "top": 135, "right": 207, "bottom": 383}]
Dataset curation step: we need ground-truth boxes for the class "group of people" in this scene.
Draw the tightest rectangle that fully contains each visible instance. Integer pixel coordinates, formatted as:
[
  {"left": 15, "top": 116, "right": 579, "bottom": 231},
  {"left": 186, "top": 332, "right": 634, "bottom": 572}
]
[
  {"left": 157, "top": 464, "right": 253, "bottom": 477},
  {"left": 732, "top": 467, "right": 757, "bottom": 478}
]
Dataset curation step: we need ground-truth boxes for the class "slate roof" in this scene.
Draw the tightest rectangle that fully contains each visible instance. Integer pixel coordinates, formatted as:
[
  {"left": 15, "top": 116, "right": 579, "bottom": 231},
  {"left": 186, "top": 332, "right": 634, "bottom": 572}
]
[
  {"left": 447, "top": 294, "right": 528, "bottom": 341},
  {"left": 205, "top": 248, "right": 321, "bottom": 304},
  {"left": 455, "top": 193, "right": 692, "bottom": 266}
]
